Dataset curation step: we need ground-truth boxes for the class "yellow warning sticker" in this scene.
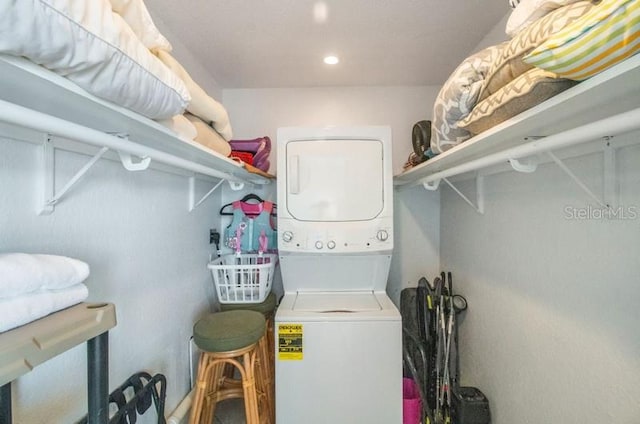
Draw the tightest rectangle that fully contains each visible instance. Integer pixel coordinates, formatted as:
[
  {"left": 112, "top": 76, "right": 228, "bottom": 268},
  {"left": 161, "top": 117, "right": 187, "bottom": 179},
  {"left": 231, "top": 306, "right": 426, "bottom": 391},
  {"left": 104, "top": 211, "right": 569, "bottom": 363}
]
[{"left": 278, "top": 324, "right": 303, "bottom": 360}]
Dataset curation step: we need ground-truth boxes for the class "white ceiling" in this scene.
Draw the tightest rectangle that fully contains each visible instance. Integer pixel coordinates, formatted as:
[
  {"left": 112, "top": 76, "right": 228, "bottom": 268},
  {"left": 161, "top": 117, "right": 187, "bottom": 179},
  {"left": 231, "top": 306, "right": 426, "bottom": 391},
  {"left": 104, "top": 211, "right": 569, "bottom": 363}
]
[{"left": 146, "top": 0, "right": 509, "bottom": 89}]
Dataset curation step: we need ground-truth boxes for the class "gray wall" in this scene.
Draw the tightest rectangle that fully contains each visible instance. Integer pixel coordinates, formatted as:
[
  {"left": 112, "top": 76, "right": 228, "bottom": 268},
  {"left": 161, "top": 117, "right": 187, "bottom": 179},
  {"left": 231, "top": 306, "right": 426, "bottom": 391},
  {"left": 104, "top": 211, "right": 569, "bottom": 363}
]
[
  {"left": 440, "top": 134, "right": 640, "bottom": 423},
  {"left": 0, "top": 137, "right": 219, "bottom": 423}
]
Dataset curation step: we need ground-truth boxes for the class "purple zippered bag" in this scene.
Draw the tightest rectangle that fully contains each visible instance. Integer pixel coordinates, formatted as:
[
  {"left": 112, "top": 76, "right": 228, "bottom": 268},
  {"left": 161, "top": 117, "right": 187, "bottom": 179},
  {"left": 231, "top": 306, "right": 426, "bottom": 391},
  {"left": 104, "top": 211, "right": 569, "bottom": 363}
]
[{"left": 229, "top": 136, "right": 271, "bottom": 171}]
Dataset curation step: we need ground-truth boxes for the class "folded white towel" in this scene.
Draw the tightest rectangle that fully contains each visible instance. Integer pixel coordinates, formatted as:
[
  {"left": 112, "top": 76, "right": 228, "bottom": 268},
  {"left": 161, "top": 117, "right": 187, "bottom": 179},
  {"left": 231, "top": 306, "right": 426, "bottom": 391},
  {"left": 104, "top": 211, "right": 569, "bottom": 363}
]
[
  {"left": 0, "top": 253, "right": 90, "bottom": 298},
  {"left": 0, "top": 283, "right": 89, "bottom": 333}
]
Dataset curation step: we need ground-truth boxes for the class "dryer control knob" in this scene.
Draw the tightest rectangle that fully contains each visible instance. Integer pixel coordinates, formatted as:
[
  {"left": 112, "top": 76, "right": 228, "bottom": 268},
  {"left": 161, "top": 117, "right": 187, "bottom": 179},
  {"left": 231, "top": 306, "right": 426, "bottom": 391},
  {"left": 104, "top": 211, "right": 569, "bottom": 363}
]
[
  {"left": 376, "top": 230, "right": 389, "bottom": 241},
  {"left": 315, "top": 241, "right": 324, "bottom": 249},
  {"left": 327, "top": 240, "right": 336, "bottom": 249},
  {"left": 282, "top": 231, "right": 294, "bottom": 242}
]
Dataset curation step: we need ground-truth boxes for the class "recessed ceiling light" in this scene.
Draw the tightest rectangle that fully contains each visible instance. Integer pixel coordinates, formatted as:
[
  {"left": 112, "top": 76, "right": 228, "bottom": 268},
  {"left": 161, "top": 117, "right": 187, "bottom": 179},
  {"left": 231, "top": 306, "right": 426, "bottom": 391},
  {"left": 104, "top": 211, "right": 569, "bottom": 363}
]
[{"left": 324, "top": 56, "right": 339, "bottom": 65}]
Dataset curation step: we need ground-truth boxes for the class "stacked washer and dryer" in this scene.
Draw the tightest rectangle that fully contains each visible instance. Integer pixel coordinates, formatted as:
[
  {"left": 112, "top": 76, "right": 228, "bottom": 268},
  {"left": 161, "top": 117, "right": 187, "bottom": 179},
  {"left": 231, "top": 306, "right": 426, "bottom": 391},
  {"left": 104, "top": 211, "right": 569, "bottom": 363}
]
[{"left": 275, "top": 126, "right": 402, "bottom": 423}]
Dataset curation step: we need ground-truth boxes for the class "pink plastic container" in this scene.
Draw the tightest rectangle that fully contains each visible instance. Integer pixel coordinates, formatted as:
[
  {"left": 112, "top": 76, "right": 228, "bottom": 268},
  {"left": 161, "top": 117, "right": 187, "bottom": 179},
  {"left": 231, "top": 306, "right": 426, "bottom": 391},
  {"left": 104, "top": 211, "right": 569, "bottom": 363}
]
[{"left": 403, "top": 377, "right": 422, "bottom": 424}]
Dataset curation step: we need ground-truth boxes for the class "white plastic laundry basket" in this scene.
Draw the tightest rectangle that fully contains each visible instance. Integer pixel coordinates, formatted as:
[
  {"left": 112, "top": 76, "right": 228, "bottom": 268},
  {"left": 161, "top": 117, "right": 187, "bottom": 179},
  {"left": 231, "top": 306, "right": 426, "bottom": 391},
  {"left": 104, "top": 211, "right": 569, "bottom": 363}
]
[{"left": 208, "top": 254, "right": 277, "bottom": 304}]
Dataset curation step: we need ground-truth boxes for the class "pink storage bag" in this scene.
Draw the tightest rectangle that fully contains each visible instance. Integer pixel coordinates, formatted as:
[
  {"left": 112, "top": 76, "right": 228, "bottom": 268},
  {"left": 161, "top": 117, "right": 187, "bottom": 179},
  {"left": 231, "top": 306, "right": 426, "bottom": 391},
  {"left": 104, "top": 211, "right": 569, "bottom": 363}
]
[{"left": 403, "top": 377, "right": 422, "bottom": 424}]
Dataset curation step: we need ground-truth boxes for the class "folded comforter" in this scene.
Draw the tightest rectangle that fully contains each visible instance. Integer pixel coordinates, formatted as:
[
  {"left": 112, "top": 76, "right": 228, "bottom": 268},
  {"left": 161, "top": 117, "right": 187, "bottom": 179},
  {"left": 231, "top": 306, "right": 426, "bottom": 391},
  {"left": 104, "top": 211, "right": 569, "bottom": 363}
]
[
  {"left": 0, "top": 283, "right": 89, "bottom": 332},
  {"left": 154, "top": 50, "right": 234, "bottom": 141},
  {"left": 184, "top": 113, "right": 232, "bottom": 156}
]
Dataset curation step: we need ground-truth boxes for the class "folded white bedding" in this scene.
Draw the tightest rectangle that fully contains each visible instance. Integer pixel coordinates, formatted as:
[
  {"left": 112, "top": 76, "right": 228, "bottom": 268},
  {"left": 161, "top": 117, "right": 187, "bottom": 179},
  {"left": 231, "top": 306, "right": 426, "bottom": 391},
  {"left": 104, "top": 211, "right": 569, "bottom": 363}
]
[
  {"left": 154, "top": 50, "right": 234, "bottom": 141},
  {"left": 0, "top": 253, "right": 90, "bottom": 298},
  {"left": 0, "top": 0, "right": 190, "bottom": 120},
  {"left": 109, "top": 0, "right": 172, "bottom": 52},
  {"left": 0, "top": 283, "right": 89, "bottom": 333},
  {"left": 184, "top": 113, "right": 232, "bottom": 156},
  {"left": 156, "top": 114, "right": 198, "bottom": 142}
]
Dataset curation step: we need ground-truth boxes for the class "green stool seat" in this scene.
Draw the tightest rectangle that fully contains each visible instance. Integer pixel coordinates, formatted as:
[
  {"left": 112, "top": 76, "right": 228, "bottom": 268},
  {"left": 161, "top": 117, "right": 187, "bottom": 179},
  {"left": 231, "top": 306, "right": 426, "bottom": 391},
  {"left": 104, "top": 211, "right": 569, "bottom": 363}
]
[
  {"left": 220, "top": 292, "right": 277, "bottom": 317},
  {"left": 194, "top": 310, "right": 266, "bottom": 353}
]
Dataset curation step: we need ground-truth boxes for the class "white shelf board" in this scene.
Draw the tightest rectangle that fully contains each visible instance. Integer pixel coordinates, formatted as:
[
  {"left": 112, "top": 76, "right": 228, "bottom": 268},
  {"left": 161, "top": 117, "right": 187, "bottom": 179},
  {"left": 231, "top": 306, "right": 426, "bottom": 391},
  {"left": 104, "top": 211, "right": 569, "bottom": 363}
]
[
  {"left": 394, "top": 54, "right": 640, "bottom": 187},
  {"left": 0, "top": 302, "right": 116, "bottom": 386},
  {"left": 0, "top": 54, "right": 269, "bottom": 186}
]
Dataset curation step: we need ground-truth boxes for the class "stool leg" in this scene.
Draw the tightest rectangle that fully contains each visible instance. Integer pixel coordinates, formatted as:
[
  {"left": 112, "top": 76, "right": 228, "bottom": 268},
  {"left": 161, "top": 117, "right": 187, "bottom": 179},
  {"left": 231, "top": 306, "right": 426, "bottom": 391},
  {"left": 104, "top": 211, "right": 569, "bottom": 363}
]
[
  {"left": 241, "top": 349, "right": 260, "bottom": 424},
  {"left": 266, "top": 318, "right": 275, "bottom": 423},
  {"left": 190, "top": 353, "right": 211, "bottom": 424},
  {"left": 266, "top": 317, "right": 275, "bottom": 373},
  {"left": 190, "top": 354, "right": 231, "bottom": 424},
  {"left": 257, "top": 329, "right": 275, "bottom": 424},
  {"left": 202, "top": 360, "right": 226, "bottom": 424}
]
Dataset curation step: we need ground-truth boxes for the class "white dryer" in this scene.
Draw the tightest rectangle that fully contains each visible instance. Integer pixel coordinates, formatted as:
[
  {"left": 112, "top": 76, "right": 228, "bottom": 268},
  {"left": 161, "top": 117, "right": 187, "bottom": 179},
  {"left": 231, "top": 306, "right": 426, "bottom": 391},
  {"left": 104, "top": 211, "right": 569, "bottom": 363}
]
[{"left": 275, "top": 126, "right": 401, "bottom": 423}]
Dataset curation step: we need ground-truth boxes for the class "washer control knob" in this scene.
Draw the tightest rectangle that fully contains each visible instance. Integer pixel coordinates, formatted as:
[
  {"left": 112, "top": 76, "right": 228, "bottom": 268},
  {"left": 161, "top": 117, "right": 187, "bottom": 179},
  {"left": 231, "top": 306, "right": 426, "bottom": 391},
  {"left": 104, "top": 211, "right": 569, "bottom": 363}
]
[
  {"left": 282, "top": 231, "right": 294, "bottom": 242},
  {"left": 376, "top": 230, "right": 389, "bottom": 241},
  {"left": 315, "top": 241, "right": 324, "bottom": 249},
  {"left": 327, "top": 240, "right": 336, "bottom": 249}
]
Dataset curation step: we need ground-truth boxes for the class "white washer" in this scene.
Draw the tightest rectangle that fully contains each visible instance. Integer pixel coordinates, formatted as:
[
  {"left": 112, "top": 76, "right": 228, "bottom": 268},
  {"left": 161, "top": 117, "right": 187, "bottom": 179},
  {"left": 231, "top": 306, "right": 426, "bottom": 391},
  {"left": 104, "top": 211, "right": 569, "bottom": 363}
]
[{"left": 275, "top": 126, "right": 401, "bottom": 423}]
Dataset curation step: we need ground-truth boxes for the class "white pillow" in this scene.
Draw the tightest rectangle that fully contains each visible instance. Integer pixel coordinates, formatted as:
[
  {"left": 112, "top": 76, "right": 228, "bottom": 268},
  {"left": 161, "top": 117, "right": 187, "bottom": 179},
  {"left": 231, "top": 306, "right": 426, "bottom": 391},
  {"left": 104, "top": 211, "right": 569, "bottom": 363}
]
[
  {"left": 0, "top": 0, "right": 190, "bottom": 120},
  {"left": 506, "top": 0, "right": 586, "bottom": 37},
  {"left": 109, "top": 0, "right": 172, "bottom": 52}
]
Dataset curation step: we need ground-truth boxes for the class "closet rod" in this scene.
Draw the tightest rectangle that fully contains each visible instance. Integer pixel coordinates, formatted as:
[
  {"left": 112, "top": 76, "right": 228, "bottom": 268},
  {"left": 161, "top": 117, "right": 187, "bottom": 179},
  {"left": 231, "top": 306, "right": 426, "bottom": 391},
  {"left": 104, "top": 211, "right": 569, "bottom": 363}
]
[
  {"left": 417, "top": 107, "right": 640, "bottom": 187},
  {"left": 0, "top": 99, "right": 251, "bottom": 184}
]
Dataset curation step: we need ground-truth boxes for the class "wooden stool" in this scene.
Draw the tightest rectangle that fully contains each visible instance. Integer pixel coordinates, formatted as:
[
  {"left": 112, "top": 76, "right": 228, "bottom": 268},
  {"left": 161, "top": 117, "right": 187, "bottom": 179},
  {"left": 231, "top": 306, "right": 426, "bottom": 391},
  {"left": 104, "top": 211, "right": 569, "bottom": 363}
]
[
  {"left": 189, "top": 310, "right": 268, "bottom": 424},
  {"left": 220, "top": 293, "right": 277, "bottom": 422}
]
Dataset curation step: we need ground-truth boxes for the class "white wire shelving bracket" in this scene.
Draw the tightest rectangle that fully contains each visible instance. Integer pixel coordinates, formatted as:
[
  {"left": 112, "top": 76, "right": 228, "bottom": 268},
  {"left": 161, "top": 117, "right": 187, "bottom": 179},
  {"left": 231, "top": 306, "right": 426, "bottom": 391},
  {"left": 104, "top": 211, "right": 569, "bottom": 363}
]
[
  {"left": 0, "top": 99, "right": 267, "bottom": 215},
  {"left": 547, "top": 149, "right": 607, "bottom": 209},
  {"left": 602, "top": 139, "right": 618, "bottom": 208},
  {"left": 188, "top": 177, "right": 245, "bottom": 212},
  {"left": 424, "top": 176, "right": 485, "bottom": 215},
  {"left": 39, "top": 135, "right": 108, "bottom": 215},
  {"left": 510, "top": 137, "right": 619, "bottom": 209},
  {"left": 418, "top": 107, "right": 640, "bottom": 214},
  {"left": 38, "top": 135, "right": 159, "bottom": 215}
]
